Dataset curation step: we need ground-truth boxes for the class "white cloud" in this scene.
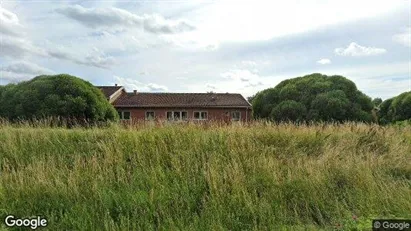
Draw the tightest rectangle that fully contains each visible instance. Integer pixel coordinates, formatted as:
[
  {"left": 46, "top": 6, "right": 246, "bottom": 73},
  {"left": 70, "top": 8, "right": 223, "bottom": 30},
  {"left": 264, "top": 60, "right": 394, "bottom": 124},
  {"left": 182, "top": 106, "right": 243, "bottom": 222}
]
[
  {"left": 0, "top": 6, "right": 23, "bottom": 36},
  {"left": 317, "top": 58, "right": 331, "bottom": 65},
  {"left": 84, "top": 47, "right": 116, "bottom": 69},
  {"left": 335, "top": 42, "right": 386, "bottom": 56},
  {"left": 56, "top": 5, "right": 195, "bottom": 34},
  {"left": 220, "top": 69, "right": 265, "bottom": 89},
  {"left": 0, "top": 2, "right": 408, "bottom": 101},
  {"left": 237, "top": 60, "right": 271, "bottom": 69},
  {"left": 0, "top": 72, "right": 30, "bottom": 83},
  {"left": 179, "top": 1, "right": 407, "bottom": 44},
  {"left": 146, "top": 83, "right": 168, "bottom": 91},
  {"left": 204, "top": 43, "right": 219, "bottom": 51},
  {"left": 113, "top": 76, "right": 168, "bottom": 92},
  {"left": 221, "top": 69, "right": 262, "bottom": 83},
  {"left": 241, "top": 61, "right": 257, "bottom": 67},
  {"left": 393, "top": 27, "right": 411, "bottom": 47},
  {"left": 183, "top": 70, "right": 277, "bottom": 97}
]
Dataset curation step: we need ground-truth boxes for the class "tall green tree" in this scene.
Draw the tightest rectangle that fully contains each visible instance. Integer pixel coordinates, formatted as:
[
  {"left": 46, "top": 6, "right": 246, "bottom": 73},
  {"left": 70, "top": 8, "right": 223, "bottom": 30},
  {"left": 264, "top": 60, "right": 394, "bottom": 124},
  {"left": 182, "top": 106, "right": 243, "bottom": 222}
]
[
  {"left": 252, "top": 73, "right": 373, "bottom": 122},
  {"left": 372, "top": 98, "right": 383, "bottom": 107},
  {"left": 0, "top": 74, "right": 119, "bottom": 123},
  {"left": 378, "top": 91, "right": 411, "bottom": 124}
]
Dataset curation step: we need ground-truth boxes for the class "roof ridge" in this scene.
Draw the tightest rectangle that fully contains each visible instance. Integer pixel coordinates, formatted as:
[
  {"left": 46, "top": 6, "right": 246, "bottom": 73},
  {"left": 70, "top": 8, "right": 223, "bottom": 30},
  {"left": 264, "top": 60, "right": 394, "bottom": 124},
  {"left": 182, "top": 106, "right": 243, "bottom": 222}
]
[
  {"left": 96, "top": 86, "right": 123, "bottom": 88},
  {"left": 127, "top": 92, "right": 241, "bottom": 94}
]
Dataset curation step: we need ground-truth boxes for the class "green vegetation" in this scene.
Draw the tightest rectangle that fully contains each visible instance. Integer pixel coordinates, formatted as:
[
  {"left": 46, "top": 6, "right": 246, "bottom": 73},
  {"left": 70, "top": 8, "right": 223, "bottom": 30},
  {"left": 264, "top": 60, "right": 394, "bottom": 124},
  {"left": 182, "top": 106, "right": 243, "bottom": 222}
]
[
  {"left": 372, "top": 98, "right": 383, "bottom": 107},
  {"left": 0, "top": 74, "right": 118, "bottom": 124},
  {"left": 1, "top": 121, "right": 410, "bottom": 230},
  {"left": 252, "top": 73, "right": 374, "bottom": 123},
  {"left": 378, "top": 91, "right": 411, "bottom": 125}
]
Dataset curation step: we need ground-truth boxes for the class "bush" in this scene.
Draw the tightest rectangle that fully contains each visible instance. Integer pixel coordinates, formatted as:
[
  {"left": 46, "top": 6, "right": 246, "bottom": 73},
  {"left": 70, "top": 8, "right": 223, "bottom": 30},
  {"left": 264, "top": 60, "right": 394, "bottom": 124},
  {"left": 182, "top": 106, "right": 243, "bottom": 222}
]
[
  {"left": 252, "top": 73, "right": 373, "bottom": 123},
  {"left": 270, "top": 100, "right": 307, "bottom": 122},
  {"left": 0, "top": 74, "right": 119, "bottom": 124},
  {"left": 378, "top": 92, "right": 411, "bottom": 124}
]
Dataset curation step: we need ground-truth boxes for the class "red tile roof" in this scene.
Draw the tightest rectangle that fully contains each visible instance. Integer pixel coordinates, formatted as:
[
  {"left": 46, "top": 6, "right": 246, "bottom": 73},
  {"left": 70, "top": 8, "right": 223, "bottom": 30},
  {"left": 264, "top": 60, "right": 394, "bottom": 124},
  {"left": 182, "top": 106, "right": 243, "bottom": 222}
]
[
  {"left": 97, "top": 86, "right": 123, "bottom": 99},
  {"left": 113, "top": 92, "right": 251, "bottom": 108}
]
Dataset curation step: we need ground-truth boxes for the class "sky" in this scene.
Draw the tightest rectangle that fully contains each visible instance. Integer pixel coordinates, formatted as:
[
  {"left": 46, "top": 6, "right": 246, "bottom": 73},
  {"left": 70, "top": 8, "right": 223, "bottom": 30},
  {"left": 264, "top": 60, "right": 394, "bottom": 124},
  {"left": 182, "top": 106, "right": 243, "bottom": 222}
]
[{"left": 0, "top": 0, "right": 410, "bottom": 99}]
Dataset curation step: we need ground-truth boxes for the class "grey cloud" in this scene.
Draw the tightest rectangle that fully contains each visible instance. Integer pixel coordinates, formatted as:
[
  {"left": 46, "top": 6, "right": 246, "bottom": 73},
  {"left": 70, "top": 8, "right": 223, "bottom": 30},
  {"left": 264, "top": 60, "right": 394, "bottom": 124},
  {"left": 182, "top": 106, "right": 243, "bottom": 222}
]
[
  {"left": 245, "top": 81, "right": 264, "bottom": 87},
  {"left": 1, "top": 38, "right": 115, "bottom": 69},
  {"left": 1, "top": 31, "right": 115, "bottom": 70},
  {"left": 1, "top": 61, "right": 54, "bottom": 75},
  {"left": 1, "top": 36, "right": 47, "bottom": 58},
  {"left": 0, "top": 7, "right": 114, "bottom": 69},
  {"left": 206, "top": 83, "right": 217, "bottom": 90},
  {"left": 47, "top": 50, "right": 73, "bottom": 60},
  {"left": 240, "top": 77, "right": 250, "bottom": 82},
  {"left": 0, "top": 20, "right": 23, "bottom": 36},
  {"left": 55, "top": 5, "right": 141, "bottom": 29},
  {"left": 84, "top": 55, "right": 116, "bottom": 69},
  {"left": 48, "top": 48, "right": 116, "bottom": 69},
  {"left": 56, "top": 5, "right": 195, "bottom": 34},
  {"left": 0, "top": 61, "right": 55, "bottom": 83},
  {"left": 143, "top": 16, "right": 195, "bottom": 34}
]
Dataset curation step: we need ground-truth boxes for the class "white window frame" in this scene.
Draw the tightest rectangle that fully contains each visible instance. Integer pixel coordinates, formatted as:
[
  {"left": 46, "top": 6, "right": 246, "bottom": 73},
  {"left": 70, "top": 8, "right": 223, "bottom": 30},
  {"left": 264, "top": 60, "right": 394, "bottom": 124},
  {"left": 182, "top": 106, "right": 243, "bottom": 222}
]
[
  {"left": 193, "top": 111, "right": 208, "bottom": 120},
  {"left": 145, "top": 111, "right": 155, "bottom": 120},
  {"left": 166, "top": 111, "right": 188, "bottom": 121},
  {"left": 118, "top": 111, "right": 131, "bottom": 120},
  {"left": 231, "top": 111, "right": 241, "bottom": 121}
]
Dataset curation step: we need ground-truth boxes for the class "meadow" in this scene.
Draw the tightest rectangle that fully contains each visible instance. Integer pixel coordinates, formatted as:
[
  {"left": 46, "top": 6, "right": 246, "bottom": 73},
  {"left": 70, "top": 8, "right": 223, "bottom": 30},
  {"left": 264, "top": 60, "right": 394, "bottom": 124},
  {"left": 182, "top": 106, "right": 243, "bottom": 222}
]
[{"left": 0, "top": 121, "right": 410, "bottom": 230}]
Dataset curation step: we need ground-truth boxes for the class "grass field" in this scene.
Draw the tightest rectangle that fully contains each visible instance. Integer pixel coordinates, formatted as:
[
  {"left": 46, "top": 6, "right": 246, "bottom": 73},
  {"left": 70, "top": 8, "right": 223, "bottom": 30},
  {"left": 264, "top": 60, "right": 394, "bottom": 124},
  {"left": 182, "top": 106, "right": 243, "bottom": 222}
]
[{"left": 0, "top": 121, "right": 410, "bottom": 230}]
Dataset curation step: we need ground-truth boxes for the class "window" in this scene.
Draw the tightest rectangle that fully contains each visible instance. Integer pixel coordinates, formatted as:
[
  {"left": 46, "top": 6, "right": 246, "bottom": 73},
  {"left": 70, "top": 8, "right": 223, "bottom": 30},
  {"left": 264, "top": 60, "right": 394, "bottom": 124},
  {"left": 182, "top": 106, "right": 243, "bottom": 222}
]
[
  {"left": 182, "top": 111, "right": 188, "bottom": 120},
  {"left": 118, "top": 111, "right": 131, "bottom": 120},
  {"left": 167, "top": 111, "right": 173, "bottom": 120},
  {"left": 166, "top": 111, "right": 187, "bottom": 121},
  {"left": 194, "top": 111, "right": 208, "bottom": 120},
  {"left": 231, "top": 111, "right": 241, "bottom": 121},
  {"left": 173, "top": 111, "right": 181, "bottom": 121},
  {"left": 145, "top": 111, "right": 155, "bottom": 120}
]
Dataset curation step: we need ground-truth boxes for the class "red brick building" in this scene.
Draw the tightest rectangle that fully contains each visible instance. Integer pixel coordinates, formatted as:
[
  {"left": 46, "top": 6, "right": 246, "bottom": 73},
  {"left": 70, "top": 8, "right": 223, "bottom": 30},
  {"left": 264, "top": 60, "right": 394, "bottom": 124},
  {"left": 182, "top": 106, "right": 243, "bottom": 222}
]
[{"left": 98, "top": 85, "right": 252, "bottom": 122}]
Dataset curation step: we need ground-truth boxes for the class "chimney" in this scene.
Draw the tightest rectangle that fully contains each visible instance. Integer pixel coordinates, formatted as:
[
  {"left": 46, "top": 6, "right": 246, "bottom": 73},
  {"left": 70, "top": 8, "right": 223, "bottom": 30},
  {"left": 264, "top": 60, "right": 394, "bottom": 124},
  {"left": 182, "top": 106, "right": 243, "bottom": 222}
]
[
  {"left": 133, "top": 90, "right": 138, "bottom": 94},
  {"left": 115, "top": 83, "right": 118, "bottom": 86}
]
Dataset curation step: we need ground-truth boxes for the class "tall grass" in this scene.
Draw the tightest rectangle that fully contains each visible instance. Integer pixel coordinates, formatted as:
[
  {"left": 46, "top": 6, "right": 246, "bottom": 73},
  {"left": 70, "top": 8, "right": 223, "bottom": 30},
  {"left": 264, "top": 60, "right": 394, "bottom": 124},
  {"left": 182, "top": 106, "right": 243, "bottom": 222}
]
[{"left": 0, "top": 121, "right": 410, "bottom": 230}]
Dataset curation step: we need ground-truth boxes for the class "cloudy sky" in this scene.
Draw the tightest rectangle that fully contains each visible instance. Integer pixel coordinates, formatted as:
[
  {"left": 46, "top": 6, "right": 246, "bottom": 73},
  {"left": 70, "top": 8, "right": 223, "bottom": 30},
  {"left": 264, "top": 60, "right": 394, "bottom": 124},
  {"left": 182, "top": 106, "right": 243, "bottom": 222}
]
[{"left": 1, "top": 0, "right": 410, "bottom": 99}]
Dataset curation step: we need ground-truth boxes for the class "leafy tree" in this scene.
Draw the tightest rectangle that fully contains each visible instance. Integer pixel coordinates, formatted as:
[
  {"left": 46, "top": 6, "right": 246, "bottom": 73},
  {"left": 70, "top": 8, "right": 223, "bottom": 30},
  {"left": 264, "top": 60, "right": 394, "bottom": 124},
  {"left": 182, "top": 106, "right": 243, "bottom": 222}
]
[
  {"left": 372, "top": 98, "right": 383, "bottom": 107},
  {"left": 247, "top": 95, "right": 255, "bottom": 104},
  {"left": 311, "top": 90, "right": 351, "bottom": 122},
  {"left": 270, "top": 100, "right": 307, "bottom": 122},
  {"left": 252, "top": 73, "right": 374, "bottom": 122},
  {"left": 252, "top": 88, "right": 280, "bottom": 118},
  {"left": 0, "top": 74, "right": 119, "bottom": 124},
  {"left": 378, "top": 92, "right": 411, "bottom": 124}
]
